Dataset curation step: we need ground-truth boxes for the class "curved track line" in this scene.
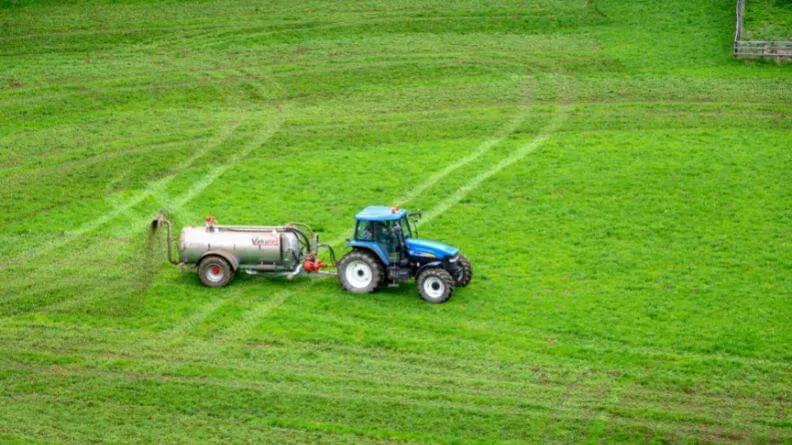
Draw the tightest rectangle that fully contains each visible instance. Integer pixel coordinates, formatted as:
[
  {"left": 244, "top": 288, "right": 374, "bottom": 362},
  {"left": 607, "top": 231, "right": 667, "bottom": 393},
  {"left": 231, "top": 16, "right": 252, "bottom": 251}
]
[
  {"left": 28, "top": 117, "right": 283, "bottom": 314},
  {"left": 217, "top": 284, "right": 311, "bottom": 343},
  {"left": 392, "top": 74, "right": 536, "bottom": 210},
  {"left": 393, "top": 111, "right": 527, "bottom": 207},
  {"left": 148, "top": 295, "right": 234, "bottom": 347},
  {"left": 0, "top": 121, "right": 241, "bottom": 270},
  {"left": 163, "top": 73, "right": 284, "bottom": 222},
  {"left": 2, "top": 134, "right": 211, "bottom": 180},
  {"left": 78, "top": 80, "right": 284, "bottom": 329},
  {"left": 170, "top": 117, "right": 283, "bottom": 213},
  {"left": 128, "top": 75, "right": 285, "bottom": 341},
  {"left": 422, "top": 104, "right": 570, "bottom": 225}
]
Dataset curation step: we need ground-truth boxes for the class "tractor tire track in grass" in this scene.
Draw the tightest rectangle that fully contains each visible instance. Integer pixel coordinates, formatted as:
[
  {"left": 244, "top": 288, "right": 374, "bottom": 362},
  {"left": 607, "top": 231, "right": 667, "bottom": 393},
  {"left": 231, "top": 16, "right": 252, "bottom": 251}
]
[
  {"left": 0, "top": 72, "right": 283, "bottom": 317},
  {"left": 1, "top": 67, "right": 280, "bottom": 272},
  {"left": 0, "top": 366, "right": 602, "bottom": 442},
  {"left": 0, "top": 350, "right": 643, "bottom": 415},
  {"left": 217, "top": 284, "right": 311, "bottom": 344},
  {"left": 422, "top": 102, "right": 570, "bottom": 225},
  {"left": 21, "top": 116, "right": 283, "bottom": 315},
  {"left": 144, "top": 292, "right": 242, "bottom": 350},
  {"left": 393, "top": 110, "right": 528, "bottom": 208},
  {"left": 154, "top": 71, "right": 284, "bottom": 226},
  {"left": 0, "top": 101, "right": 280, "bottom": 315},
  {"left": 134, "top": 75, "right": 287, "bottom": 342},
  {"left": 166, "top": 115, "right": 283, "bottom": 215},
  {"left": 27, "top": 71, "right": 290, "bottom": 340},
  {"left": 0, "top": 120, "right": 241, "bottom": 271}
]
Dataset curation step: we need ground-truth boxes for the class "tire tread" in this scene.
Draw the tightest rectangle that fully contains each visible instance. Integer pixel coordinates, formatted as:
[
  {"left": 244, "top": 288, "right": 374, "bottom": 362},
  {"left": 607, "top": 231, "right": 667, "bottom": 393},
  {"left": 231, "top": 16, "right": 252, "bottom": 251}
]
[
  {"left": 416, "top": 267, "right": 455, "bottom": 303},
  {"left": 456, "top": 254, "right": 473, "bottom": 287},
  {"left": 338, "top": 249, "right": 384, "bottom": 294}
]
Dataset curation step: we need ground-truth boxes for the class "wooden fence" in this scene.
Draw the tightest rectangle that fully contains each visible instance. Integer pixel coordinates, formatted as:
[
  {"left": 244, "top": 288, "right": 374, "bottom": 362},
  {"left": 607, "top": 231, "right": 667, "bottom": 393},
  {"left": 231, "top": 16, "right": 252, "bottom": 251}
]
[{"left": 733, "top": 0, "right": 792, "bottom": 59}]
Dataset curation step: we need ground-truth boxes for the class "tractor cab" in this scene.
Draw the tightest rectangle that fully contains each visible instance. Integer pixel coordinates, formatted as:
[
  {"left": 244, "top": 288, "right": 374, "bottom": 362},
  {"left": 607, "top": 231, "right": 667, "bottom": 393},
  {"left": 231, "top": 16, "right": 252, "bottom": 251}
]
[
  {"left": 349, "top": 206, "right": 459, "bottom": 264},
  {"left": 352, "top": 206, "right": 412, "bottom": 264},
  {"left": 340, "top": 206, "right": 472, "bottom": 303}
]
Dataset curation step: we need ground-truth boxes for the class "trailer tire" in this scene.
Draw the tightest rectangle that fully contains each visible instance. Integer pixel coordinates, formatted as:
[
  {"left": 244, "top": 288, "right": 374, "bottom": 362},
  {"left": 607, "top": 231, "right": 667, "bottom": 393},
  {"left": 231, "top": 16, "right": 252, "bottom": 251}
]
[
  {"left": 339, "top": 250, "right": 383, "bottom": 294},
  {"left": 455, "top": 254, "right": 473, "bottom": 287},
  {"left": 198, "top": 256, "right": 234, "bottom": 288},
  {"left": 416, "top": 267, "right": 454, "bottom": 304}
]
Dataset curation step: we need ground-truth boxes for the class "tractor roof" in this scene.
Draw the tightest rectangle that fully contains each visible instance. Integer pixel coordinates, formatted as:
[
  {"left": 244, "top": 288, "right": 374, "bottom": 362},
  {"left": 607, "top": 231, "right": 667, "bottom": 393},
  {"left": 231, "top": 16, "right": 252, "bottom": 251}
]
[{"left": 355, "top": 206, "right": 407, "bottom": 222}]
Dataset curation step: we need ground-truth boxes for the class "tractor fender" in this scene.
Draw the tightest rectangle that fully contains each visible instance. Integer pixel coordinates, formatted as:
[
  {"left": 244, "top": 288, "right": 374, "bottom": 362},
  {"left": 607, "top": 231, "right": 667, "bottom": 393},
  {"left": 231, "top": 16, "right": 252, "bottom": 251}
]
[
  {"left": 416, "top": 260, "right": 445, "bottom": 277},
  {"left": 346, "top": 240, "right": 390, "bottom": 266},
  {"left": 199, "top": 249, "right": 240, "bottom": 271}
]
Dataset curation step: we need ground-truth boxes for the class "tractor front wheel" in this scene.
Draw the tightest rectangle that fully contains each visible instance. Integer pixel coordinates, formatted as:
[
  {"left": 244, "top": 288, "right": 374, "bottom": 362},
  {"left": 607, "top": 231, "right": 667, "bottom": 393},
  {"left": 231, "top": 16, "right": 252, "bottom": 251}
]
[
  {"left": 416, "top": 268, "right": 455, "bottom": 304},
  {"left": 455, "top": 254, "right": 473, "bottom": 287},
  {"left": 339, "top": 250, "right": 384, "bottom": 294}
]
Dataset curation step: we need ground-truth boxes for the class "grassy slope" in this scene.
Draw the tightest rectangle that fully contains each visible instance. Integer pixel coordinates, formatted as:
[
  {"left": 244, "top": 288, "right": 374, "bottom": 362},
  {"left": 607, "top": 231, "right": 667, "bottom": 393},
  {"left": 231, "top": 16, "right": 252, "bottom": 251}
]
[
  {"left": 1, "top": 0, "right": 791, "bottom": 442},
  {"left": 744, "top": 0, "right": 792, "bottom": 41}
]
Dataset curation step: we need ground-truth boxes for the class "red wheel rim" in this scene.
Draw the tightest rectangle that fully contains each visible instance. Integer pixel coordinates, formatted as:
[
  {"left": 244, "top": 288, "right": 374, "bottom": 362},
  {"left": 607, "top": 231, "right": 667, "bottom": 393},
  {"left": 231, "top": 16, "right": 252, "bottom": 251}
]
[{"left": 210, "top": 265, "right": 222, "bottom": 275}]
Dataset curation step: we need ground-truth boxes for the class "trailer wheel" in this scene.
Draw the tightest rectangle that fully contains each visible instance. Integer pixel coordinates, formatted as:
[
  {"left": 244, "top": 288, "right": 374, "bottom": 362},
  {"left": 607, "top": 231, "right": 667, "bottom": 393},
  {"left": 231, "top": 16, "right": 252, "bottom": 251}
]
[
  {"left": 455, "top": 254, "right": 473, "bottom": 287},
  {"left": 339, "top": 250, "right": 383, "bottom": 294},
  {"left": 416, "top": 267, "right": 454, "bottom": 304},
  {"left": 198, "top": 256, "right": 234, "bottom": 288}
]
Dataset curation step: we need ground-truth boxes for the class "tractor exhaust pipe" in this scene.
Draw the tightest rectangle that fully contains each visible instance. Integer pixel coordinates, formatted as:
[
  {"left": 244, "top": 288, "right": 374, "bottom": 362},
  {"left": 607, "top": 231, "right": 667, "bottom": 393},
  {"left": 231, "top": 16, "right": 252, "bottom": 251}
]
[{"left": 150, "top": 212, "right": 180, "bottom": 265}]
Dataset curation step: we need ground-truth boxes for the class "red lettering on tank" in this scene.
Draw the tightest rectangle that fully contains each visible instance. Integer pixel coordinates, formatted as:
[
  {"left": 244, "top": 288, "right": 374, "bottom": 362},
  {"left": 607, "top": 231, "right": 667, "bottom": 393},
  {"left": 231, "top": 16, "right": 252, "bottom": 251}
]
[{"left": 251, "top": 236, "right": 280, "bottom": 248}]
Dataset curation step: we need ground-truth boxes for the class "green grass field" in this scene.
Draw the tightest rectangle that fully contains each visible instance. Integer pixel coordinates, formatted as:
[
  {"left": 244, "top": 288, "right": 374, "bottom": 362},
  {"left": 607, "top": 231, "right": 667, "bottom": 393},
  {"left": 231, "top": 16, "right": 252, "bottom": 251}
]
[
  {"left": 2, "top": 0, "right": 791, "bottom": 442},
  {"left": 744, "top": 0, "right": 792, "bottom": 41}
]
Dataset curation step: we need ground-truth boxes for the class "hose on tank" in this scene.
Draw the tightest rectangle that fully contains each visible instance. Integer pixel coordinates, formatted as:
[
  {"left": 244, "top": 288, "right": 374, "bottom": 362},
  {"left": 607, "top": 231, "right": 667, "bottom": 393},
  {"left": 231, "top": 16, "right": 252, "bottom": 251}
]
[
  {"left": 284, "top": 227, "right": 311, "bottom": 256},
  {"left": 316, "top": 243, "right": 338, "bottom": 267},
  {"left": 287, "top": 223, "right": 314, "bottom": 237},
  {"left": 150, "top": 212, "right": 180, "bottom": 265}
]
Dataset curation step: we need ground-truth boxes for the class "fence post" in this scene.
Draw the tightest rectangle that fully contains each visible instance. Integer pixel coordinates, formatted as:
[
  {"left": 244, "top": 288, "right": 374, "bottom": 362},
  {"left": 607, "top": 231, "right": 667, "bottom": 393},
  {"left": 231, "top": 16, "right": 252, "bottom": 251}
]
[{"left": 734, "top": 0, "right": 745, "bottom": 57}]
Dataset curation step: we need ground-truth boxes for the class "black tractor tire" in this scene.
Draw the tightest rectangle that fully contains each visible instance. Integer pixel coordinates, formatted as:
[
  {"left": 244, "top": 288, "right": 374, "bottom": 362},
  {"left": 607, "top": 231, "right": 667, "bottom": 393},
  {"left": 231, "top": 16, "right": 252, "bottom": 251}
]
[
  {"left": 455, "top": 254, "right": 473, "bottom": 287},
  {"left": 339, "top": 250, "right": 384, "bottom": 294},
  {"left": 198, "top": 255, "right": 235, "bottom": 288},
  {"left": 416, "top": 267, "right": 455, "bottom": 304}
]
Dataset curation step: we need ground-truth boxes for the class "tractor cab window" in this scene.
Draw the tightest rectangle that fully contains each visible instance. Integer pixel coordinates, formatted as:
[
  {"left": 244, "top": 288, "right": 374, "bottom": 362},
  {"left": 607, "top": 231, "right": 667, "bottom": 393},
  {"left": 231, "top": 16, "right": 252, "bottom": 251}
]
[
  {"left": 356, "top": 221, "right": 394, "bottom": 243},
  {"left": 378, "top": 221, "right": 398, "bottom": 254},
  {"left": 356, "top": 221, "right": 374, "bottom": 241},
  {"left": 398, "top": 217, "right": 412, "bottom": 238},
  {"left": 356, "top": 220, "right": 403, "bottom": 258}
]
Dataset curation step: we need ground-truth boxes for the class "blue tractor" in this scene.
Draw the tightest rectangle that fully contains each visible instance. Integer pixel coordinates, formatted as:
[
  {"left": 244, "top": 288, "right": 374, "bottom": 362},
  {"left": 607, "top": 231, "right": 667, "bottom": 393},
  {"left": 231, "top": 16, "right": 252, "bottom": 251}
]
[{"left": 337, "top": 206, "right": 472, "bottom": 303}]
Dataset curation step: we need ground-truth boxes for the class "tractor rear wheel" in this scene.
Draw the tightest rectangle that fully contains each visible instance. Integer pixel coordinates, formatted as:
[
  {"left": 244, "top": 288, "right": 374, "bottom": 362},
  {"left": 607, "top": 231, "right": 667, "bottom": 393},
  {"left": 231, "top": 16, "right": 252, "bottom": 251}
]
[
  {"left": 198, "top": 255, "right": 234, "bottom": 288},
  {"left": 416, "top": 267, "right": 455, "bottom": 304},
  {"left": 339, "top": 250, "right": 384, "bottom": 294},
  {"left": 455, "top": 254, "right": 473, "bottom": 287}
]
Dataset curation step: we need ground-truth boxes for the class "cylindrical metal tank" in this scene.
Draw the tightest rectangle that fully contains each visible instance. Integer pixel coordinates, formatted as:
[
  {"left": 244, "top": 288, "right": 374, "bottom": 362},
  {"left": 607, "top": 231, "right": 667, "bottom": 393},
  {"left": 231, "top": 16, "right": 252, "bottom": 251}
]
[{"left": 178, "top": 225, "right": 303, "bottom": 270}]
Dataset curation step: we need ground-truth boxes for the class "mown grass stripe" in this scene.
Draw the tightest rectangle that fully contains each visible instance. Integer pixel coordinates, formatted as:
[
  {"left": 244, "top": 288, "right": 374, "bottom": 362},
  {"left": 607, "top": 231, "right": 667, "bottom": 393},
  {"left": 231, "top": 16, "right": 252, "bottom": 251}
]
[{"left": 0, "top": 361, "right": 778, "bottom": 442}]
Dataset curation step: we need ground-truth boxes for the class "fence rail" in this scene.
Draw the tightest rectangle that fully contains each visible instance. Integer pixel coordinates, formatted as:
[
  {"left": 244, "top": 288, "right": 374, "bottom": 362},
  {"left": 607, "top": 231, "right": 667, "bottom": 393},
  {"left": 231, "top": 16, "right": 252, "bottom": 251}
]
[
  {"left": 735, "top": 41, "right": 792, "bottom": 58},
  {"left": 733, "top": 0, "right": 792, "bottom": 59}
]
